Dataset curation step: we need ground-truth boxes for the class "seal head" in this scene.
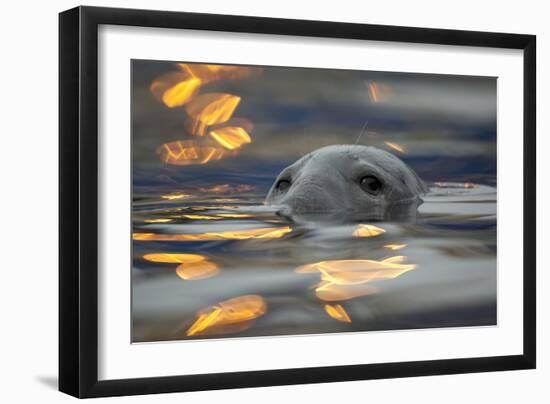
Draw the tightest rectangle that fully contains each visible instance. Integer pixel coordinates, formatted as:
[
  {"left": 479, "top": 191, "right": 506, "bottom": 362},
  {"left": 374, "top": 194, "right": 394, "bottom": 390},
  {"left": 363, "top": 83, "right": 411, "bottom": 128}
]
[{"left": 265, "top": 145, "right": 427, "bottom": 221}]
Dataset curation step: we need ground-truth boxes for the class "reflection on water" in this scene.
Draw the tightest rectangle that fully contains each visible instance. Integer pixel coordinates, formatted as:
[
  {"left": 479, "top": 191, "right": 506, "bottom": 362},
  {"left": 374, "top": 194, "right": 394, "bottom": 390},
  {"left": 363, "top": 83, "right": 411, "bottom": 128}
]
[
  {"left": 352, "top": 224, "right": 386, "bottom": 237},
  {"left": 324, "top": 304, "right": 352, "bottom": 323},
  {"left": 132, "top": 182, "right": 496, "bottom": 342},
  {"left": 185, "top": 295, "right": 267, "bottom": 337},
  {"left": 132, "top": 60, "right": 497, "bottom": 342}
]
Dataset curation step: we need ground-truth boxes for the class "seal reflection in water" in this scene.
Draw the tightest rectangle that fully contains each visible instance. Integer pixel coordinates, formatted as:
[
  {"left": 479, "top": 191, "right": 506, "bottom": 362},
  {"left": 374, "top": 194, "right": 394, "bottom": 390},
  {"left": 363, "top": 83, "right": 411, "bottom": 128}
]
[{"left": 265, "top": 145, "right": 428, "bottom": 222}]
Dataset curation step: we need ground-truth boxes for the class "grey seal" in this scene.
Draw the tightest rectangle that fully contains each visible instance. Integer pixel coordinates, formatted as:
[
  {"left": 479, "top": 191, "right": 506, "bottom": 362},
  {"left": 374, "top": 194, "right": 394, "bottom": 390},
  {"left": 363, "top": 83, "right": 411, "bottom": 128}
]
[{"left": 265, "top": 145, "right": 428, "bottom": 221}]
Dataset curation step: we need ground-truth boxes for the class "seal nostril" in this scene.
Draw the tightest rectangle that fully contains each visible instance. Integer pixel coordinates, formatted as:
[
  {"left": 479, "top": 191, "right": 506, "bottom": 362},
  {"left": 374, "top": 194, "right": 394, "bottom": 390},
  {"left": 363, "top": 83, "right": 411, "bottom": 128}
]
[{"left": 276, "top": 206, "right": 293, "bottom": 218}]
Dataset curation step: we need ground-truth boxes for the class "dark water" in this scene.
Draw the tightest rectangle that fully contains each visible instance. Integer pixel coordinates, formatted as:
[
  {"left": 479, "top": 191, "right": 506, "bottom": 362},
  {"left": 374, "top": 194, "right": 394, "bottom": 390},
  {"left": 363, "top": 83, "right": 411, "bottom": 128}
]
[{"left": 131, "top": 61, "right": 497, "bottom": 342}]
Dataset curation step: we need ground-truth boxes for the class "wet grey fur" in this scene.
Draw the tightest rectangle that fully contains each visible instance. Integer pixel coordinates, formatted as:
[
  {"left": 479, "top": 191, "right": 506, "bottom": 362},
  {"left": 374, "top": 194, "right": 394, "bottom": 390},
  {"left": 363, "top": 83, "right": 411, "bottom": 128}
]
[{"left": 265, "top": 145, "right": 428, "bottom": 221}]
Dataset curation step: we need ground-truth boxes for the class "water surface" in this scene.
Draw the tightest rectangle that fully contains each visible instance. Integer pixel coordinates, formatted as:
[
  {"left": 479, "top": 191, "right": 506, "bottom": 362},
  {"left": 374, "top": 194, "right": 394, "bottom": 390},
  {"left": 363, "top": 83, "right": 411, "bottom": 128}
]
[
  {"left": 131, "top": 60, "right": 497, "bottom": 342},
  {"left": 132, "top": 180, "right": 496, "bottom": 342}
]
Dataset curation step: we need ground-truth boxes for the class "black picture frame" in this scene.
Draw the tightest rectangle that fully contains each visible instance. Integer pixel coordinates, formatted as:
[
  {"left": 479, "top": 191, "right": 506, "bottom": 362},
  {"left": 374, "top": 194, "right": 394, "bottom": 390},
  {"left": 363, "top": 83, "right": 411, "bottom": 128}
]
[{"left": 59, "top": 5, "right": 536, "bottom": 398}]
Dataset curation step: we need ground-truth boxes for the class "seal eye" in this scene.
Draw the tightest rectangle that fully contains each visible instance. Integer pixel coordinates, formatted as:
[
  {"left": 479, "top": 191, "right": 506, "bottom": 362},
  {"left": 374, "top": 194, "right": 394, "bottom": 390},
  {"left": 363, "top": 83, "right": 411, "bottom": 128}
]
[
  {"left": 276, "top": 179, "right": 291, "bottom": 192},
  {"left": 360, "top": 175, "right": 383, "bottom": 195}
]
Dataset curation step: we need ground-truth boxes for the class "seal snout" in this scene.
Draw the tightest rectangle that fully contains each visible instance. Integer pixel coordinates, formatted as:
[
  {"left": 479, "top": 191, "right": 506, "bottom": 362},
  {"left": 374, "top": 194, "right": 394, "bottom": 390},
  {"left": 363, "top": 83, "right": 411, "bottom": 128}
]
[{"left": 279, "top": 180, "right": 340, "bottom": 213}]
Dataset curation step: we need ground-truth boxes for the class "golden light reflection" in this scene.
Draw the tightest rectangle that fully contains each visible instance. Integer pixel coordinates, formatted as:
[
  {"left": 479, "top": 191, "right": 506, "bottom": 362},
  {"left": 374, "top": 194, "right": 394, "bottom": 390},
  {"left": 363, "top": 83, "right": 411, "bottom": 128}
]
[
  {"left": 133, "top": 226, "right": 292, "bottom": 241},
  {"left": 161, "top": 192, "right": 191, "bottom": 200},
  {"left": 199, "top": 184, "right": 231, "bottom": 193},
  {"left": 215, "top": 213, "right": 253, "bottom": 218},
  {"left": 182, "top": 214, "right": 222, "bottom": 220},
  {"left": 175, "top": 260, "right": 220, "bottom": 280},
  {"left": 367, "top": 81, "right": 392, "bottom": 103},
  {"left": 352, "top": 224, "right": 386, "bottom": 238},
  {"left": 151, "top": 64, "right": 257, "bottom": 166},
  {"left": 324, "top": 304, "right": 352, "bottom": 323},
  {"left": 209, "top": 126, "right": 252, "bottom": 150},
  {"left": 186, "top": 295, "right": 267, "bottom": 336},
  {"left": 157, "top": 140, "right": 237, "bottom": 166},
  {"left": 296, "top": 256, "right": 415, "bottom": 284},
  {"left": 143, "top": 253, "right": 207, "bottom": 264},
  {"left": 198, "top": 184, "right": 255, "bottom": 194},
  {"left": 143, "top": 218, "right": 173, "bottom": 223},
  {"left": 143, "top": 253, "right": 220, "bottom": 280},
  {"left": 434, "top": 181, "right": 477, "bottom": 189},
  {"left": 151, "top": 64, "right": 258, "bottom": 109},
  {"left": 177, "top": 63, "right": 259, "bottom": 84},
  {"left": 296, "top": 256, "right": 416, "bottom": 301},
  {"left": 150, "top": 71, "right": 201, "bottom": 108},
  {"left": 162, "top": 77, "right": 201, "bottom": 108},
  {"left": 316, "top": 282, "right": 378, "bottom": 302},
  {"left": 384, "top": 244, "right": 407, "bottom": 250},
  {"left": 186, "top": 93, "right": 241, "bottom": 136},
  {"left": 384, "top": 141, "right": 408, "bottom": 154}
]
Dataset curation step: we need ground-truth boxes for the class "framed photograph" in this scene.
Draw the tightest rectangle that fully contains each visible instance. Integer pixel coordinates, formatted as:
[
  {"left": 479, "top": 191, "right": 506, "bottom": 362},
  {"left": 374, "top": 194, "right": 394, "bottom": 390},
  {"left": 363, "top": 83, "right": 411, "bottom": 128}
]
[{"left": 59, "top": 6, "right": 536, "bottom": 398}]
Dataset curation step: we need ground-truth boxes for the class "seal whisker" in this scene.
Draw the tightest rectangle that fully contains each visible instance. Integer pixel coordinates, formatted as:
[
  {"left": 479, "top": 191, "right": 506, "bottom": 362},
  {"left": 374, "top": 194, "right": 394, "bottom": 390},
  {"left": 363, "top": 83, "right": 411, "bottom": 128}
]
[{"left": 355, "top": 120, "right": 369, "bottom": 146}]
